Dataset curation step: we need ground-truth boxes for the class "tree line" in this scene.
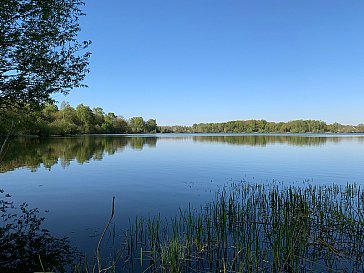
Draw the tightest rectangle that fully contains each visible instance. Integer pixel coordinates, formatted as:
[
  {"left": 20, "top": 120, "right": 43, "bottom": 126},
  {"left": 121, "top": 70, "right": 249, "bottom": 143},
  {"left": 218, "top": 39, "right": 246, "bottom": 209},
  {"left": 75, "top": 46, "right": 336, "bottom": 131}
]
[
  {"left": 161, "top": 119, "right": 364, "bottom": 133},
  {"left": 0, "top": 102, "right": 159, "bottom": 136},
  {"left": 2, "top": 110, "right": 364, "bottom": 136}
]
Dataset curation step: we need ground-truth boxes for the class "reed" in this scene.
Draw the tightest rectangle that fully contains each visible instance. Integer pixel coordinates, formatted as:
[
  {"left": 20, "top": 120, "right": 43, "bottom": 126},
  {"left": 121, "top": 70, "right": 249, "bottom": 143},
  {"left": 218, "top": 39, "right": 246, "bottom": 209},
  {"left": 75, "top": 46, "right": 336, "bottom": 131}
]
[{"left": 118, "top": 182, "right": 364, "bottom": 273}]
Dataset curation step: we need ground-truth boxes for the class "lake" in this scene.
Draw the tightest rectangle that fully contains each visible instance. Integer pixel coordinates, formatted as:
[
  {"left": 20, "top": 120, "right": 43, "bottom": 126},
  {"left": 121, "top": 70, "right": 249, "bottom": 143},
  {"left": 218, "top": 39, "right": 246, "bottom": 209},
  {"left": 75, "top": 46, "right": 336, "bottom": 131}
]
[{"left": 1, "top": 133, "right": 364, "bottom": 256}]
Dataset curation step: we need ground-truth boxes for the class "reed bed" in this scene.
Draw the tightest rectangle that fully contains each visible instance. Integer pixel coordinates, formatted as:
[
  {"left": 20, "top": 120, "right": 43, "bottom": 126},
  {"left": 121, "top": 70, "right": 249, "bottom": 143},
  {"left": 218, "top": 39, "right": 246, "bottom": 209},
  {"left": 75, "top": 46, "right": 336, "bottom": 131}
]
[{"left": 116, "top": 183, "right": 364, "bottom": 273}]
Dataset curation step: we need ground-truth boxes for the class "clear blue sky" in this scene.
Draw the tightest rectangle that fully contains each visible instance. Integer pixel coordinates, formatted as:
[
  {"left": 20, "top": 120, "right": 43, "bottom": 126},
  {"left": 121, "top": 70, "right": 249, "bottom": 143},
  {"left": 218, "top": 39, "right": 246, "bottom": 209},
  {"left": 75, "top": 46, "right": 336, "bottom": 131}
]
[{"left": 57, "top": 0, "right": 364, "bottom": 125}]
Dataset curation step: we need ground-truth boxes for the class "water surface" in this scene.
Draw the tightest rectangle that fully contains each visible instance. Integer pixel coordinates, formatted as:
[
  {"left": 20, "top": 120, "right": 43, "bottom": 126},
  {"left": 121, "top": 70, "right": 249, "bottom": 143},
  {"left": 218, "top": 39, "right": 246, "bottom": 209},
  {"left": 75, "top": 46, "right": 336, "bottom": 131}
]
[{"left": 1, "top": 133, "right": 364, "bottom": 253}]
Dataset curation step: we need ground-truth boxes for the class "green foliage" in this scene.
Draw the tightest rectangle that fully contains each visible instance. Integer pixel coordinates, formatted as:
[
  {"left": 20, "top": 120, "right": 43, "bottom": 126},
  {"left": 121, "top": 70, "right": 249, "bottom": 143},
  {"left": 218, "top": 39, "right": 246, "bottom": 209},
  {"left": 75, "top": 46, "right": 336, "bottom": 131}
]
[
  {"left": 146, "top": 119, "right": 158, "bottom": 133},
  {"left": 49, "top": 119, "right": 80, "bottom": 135},
  {"left": 0, "top": 102, "right": 159, "bottom": 136},
  {"left": 76, "top": 104, "right": 95, "bottom": 133},
  {"left": 129, "top": 117, "right": 146, "bottom": 133},
  {"left": 0, "top": 0, "right": 90, "bottom": 110},
  {"left": 161, "top": 119, "right": 364, "bottom": 133},
  {"left": 191, "top": 119, "right": 329, "bottom": 133},
  {"left": 1, "top": 103, "right": 363, "bottom": 136},
  {"left": 92, "top": 107, "right": 105, "bottom": 133},
  {"left": 160, "top": 125, "right": 191, "bottom": 133}
]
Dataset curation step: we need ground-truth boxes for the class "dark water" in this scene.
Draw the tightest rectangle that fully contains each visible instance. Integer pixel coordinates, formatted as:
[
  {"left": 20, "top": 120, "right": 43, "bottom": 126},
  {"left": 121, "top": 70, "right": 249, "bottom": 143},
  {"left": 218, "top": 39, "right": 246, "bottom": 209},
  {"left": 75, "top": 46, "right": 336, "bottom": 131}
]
[{"left": 1, "top": 134, "right": 364, "bottom": 255}]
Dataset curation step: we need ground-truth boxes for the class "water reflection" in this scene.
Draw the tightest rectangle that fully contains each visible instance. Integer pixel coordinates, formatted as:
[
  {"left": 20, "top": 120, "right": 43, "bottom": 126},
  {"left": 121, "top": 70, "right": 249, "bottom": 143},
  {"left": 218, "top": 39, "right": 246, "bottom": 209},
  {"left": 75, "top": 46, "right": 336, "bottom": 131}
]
[
  {"left": 1, "top": 134, "right": 363, "bottom": 173},
  {"left": 192, "top": 135, "right": 342, "bottom": 146},
  {"left": 1, "top": 136, "right": 157, "bottom": 173},
  {"left": 0, "top": 190, "right": 77, "bottom": 273}
]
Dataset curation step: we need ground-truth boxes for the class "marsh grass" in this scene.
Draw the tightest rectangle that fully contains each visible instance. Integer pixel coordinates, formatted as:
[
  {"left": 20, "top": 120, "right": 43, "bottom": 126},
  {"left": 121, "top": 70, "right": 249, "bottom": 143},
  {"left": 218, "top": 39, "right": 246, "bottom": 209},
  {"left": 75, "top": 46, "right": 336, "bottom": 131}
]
[{"left": 118, "top": 182, "right": 364, "bottom": 273}]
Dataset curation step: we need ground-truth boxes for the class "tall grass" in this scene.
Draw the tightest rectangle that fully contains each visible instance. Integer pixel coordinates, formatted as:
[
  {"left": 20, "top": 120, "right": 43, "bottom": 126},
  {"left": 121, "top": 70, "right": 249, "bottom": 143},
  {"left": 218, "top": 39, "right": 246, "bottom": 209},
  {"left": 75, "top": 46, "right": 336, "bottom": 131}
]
[{"left": 118, "top": 182, "right": 364, "bottom": 273}]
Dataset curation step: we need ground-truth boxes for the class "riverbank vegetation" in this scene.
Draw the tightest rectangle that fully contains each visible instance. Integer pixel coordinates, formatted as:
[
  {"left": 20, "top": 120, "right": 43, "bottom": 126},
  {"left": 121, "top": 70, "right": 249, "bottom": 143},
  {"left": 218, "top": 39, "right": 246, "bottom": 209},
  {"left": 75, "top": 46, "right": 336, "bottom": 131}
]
[
  {"left": 0, "top": 102, "right": 159, "bottom": 136},
  {"left": 2, "top": 104, "right": 364, "bottom": 137}
]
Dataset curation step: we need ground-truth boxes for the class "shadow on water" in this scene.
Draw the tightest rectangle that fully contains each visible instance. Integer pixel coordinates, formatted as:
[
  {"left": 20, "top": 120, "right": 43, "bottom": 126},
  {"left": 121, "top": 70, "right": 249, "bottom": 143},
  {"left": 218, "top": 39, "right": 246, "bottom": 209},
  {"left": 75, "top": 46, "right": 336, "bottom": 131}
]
[
  {"left": 1, "top": 134, "right": 363, "bottom": 173},
  {"left": 0, "top": 190, "right": 78, "bottom": 273}
]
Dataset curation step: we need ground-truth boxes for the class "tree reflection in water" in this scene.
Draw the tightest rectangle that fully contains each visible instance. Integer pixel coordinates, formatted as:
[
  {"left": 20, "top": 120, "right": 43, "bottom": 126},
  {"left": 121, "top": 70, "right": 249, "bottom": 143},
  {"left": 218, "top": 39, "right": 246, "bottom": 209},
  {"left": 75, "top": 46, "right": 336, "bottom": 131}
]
[
  {"left": 0, "top": 134, "right": 356, "bottom": 173},
  {"left": 0, "top": 136, "right": 158, "bottom": 173}
]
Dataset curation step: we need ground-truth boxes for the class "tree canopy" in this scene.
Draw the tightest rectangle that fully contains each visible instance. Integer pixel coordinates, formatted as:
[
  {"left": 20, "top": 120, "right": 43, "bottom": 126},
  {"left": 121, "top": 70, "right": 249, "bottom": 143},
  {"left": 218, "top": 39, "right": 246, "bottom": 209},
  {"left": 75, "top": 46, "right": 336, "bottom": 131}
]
[
  {"left": 0, "top": 102, "right": 160, "bottom": 135},
  {"left": 0, "top": 0, "right": 90, "bottom": 110}
]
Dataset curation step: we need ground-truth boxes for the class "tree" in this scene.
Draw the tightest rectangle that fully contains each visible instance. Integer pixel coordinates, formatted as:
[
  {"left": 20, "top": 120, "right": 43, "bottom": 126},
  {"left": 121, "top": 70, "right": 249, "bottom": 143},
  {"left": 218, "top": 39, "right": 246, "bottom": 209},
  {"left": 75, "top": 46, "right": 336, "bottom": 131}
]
[
  {"left": 76, "top": 104, "right": 94, "bottom": 133},
  {"left": 49, "top": 101, "right": 79, "bottom": 135},
  {"left": 356, "top": 124, "right": 364, "bottom": 133},
  {"left": 114, "top": 115, "right": 129, "bottom": 133},
  {"left": 42, "top": 103, "right": 58, "bottom": 123},
  {"left": 146, "top": 119, "right": 158, "bottom": 133},
  {"left": 129, "top": 117, "right": 146, "bottom": 133},
  {"left": 93, "top": 107, "right": 104, "bottom": 132},
  {"left": 0, "top": 0, "right": 91, "bottom": 110},
  {"left": 101, "top": 113, "right": 128, "bottom": 133}
]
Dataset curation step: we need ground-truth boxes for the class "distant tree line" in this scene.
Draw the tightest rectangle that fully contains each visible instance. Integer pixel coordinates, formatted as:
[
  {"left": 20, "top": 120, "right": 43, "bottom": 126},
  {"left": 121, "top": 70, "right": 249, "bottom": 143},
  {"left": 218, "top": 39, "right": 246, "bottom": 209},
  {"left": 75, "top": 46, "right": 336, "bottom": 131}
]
[
  {"left": 2, "top": 105, "right": 364, "bottom": 136},
  {"left": 0, "top": 102, "right": 159, "bottom": 136},
  {"left": 161, "top": 119, "right": 364, "bottom": 134}
]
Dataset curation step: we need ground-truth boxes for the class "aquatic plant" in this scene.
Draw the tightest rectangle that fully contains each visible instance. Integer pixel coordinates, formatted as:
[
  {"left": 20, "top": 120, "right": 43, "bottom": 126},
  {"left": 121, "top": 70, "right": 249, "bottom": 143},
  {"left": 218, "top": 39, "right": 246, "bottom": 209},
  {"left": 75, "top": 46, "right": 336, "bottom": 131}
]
[
  {"left": 3, "top": 182, "right": 364, "bottom": 273},
  {"left": 120, "top": 182, "right": 364, "bottom": 272}
]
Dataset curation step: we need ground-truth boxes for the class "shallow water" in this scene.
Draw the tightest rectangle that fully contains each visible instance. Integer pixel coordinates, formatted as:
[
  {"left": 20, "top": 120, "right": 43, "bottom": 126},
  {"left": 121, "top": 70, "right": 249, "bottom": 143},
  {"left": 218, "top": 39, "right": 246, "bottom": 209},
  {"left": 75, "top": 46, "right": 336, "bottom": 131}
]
[{"left": 1, "top": 133, "right": 364, "bottom": 253}]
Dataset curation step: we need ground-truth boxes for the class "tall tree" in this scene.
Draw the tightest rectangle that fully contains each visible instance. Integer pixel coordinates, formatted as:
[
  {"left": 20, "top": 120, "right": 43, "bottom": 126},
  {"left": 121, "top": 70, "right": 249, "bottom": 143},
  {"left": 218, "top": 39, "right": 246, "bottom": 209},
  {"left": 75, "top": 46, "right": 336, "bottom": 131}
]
[
  {"left": 146, "top": 119, "right": 158, "bottom": 133},
  {"left": 0, "top": 0, "right": 91, "bottom": 110},
  {"left": 92, "top": 107, "right": 104, "bottom": 132},
  {"left": 76, "top": 104, "right": 94, "bottom": 133}
]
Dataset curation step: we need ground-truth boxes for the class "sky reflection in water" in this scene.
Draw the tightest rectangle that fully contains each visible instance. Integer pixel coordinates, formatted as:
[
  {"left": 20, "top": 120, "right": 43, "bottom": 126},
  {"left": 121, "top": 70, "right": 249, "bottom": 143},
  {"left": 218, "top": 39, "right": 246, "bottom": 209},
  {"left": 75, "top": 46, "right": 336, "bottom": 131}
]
[{"left": 1, "top": 134, "right": 364, "bottom": 252}]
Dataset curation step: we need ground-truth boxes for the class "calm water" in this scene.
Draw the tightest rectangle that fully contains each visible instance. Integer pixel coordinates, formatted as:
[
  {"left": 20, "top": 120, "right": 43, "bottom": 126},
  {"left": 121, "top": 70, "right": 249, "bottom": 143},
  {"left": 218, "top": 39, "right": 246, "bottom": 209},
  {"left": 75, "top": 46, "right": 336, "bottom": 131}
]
[{"left": 1, "top": 133, "right": 364, "bottom": 253}]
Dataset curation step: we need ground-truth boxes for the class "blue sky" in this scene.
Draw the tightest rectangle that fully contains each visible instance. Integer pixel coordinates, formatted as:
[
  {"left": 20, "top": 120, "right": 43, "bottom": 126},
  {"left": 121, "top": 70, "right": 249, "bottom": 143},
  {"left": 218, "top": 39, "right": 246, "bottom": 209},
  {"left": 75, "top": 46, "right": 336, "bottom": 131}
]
[{"left": 57, "top": 0, "right": 364, "bottom": 125}]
